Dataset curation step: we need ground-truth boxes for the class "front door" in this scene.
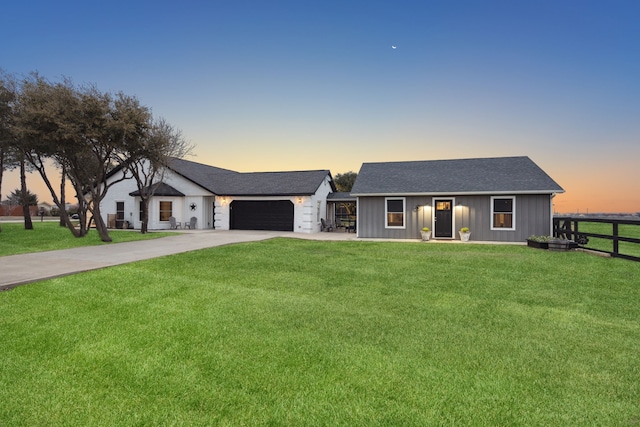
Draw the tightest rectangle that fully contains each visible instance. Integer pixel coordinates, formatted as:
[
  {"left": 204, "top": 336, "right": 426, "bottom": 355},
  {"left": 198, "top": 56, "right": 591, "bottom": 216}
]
[
  {"left": 116, "top": 201, "right": 125, "bottom": 229},
  {"left": 434, "top": 199, "right": 453, "bottom": 238}
]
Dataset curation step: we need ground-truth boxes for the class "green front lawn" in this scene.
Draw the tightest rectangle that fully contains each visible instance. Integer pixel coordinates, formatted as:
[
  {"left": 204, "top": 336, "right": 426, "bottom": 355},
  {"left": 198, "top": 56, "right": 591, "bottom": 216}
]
[
  {"left": 0, "top": 222, "right": 174, "bottom": 256},
  {"left": 1, "top": 239, "right": 639, "bottom": 426}
]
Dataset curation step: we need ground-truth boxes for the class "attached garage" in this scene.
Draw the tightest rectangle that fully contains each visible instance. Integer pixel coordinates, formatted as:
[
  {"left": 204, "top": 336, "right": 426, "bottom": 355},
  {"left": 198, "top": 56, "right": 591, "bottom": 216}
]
[{"left": 230, "top": 200, "right": 294, "bottom": 231}]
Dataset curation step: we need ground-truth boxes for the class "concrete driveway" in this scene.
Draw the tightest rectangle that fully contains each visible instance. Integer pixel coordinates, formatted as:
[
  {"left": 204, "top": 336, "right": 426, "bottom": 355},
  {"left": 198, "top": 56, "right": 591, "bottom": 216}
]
[{"left": 0, "top": 230, "right": 356, "bottom": 291}]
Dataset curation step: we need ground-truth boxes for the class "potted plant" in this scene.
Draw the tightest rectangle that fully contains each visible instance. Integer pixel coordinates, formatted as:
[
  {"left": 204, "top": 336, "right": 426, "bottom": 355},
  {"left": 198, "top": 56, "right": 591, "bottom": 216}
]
[
  {"left": 459, "top": 227, "right": 471, "bottom": 242},
  {"left": 527, "top": 235, "right": 551, "bottom": 249},
  {"left": 420, "top": 227, "right": 431, "bottom": 241}
]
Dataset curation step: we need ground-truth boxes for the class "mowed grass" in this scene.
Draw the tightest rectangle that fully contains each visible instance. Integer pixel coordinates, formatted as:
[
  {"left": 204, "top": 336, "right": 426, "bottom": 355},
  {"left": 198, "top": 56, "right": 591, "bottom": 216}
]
[
  {"left": 1, "top": 239, "right": 639, "bottom": 426},
  {"left": 575, "top": 221, "right": 640, "bottom": 258},
  {"left": 0, "top": 222, "right": 173, "bottom": 256}
]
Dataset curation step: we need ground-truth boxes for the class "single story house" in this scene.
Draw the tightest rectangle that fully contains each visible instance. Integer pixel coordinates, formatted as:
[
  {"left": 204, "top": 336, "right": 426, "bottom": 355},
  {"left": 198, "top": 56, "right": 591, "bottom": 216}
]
[
  {"left": 350, "top": 156, "right": 564, "bottom": 241},
  {"left": 100, "top": 157, "right": 335, "bottom": 233}
]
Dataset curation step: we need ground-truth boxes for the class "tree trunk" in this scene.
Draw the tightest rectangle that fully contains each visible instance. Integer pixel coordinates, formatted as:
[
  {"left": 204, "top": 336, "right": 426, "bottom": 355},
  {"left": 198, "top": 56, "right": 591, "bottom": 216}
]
[
  {"left": 59, "top": 166, "right": 66, "bottom": 227},
  {"left": 140, "top": 197, "right": 150, "bottom": 234},
  {"left": 20, "top": 156, "right": 33, "bottom": 230},
  {"left": 0, "top": 148, "right": 4, "bottom": 233},
  {"left": 72, "top": 181, "right": 88, "bottom": 237},
  {"left": 91, "top": 199, "right": 112, "bottom": 242}
]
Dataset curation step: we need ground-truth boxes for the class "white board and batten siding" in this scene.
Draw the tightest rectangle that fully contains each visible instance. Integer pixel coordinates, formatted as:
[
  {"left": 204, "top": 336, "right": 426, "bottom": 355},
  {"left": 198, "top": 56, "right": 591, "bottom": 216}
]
[{"left": 100, "top": 167, "right": 216, "bottom": 230}]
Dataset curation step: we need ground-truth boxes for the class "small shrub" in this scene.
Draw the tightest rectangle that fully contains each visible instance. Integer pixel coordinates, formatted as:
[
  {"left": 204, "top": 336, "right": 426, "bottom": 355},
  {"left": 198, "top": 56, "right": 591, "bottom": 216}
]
[{"left": 528, "top": 235, "right": 552, "bottom": 242}]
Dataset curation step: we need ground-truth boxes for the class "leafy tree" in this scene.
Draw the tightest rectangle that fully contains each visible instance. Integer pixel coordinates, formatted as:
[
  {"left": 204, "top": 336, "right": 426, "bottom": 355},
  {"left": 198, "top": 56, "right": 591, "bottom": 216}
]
[
  {"left": 14, "top": 74, "right": 84, "bottom": 235},
  {"left": 7, "top": 188, "right": 38, "bottom": 205},
  {"left": 0, "top": 71, "right": 34, "bottom": 230},
  {"left": 73, "top": 88, "right": 153, "bottom": 242},
  {"left": 14, "top": 75, "right": 155, "bottom": 241},
  {"left": 332, "top": 171, "right": 358, "bottom": 219},
  {"left": 0, "top": 72, "right": 13, "bottom": 209},
  {"left": 334, "top": 171, "right": 357, "bottom": 192},
  {"left": 14, "top": 73, "right": 192, "bottom": 241},
  {"left": 0, "top": 73, "right": 14, "bottom": 233}
]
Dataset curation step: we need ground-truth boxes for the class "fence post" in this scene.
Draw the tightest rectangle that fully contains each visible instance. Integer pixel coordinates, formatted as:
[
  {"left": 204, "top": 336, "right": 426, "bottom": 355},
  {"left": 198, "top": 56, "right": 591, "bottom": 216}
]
[{"left": 613, "top": 222, "right": 619, "bottom": 256}]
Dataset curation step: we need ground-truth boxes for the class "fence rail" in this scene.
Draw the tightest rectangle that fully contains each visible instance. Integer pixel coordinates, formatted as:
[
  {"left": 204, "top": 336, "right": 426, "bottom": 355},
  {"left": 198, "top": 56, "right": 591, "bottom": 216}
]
[{"left": 553, "top": 217, "right": 640, "bottom": 262}]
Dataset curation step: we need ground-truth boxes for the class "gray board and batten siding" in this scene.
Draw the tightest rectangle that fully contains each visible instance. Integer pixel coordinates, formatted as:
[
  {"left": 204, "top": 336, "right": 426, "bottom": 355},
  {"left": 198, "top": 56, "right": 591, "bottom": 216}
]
[
  {"left": 357, "top": 194, "right": 554, "bottom": 241},
  {"left": 352, "top": 156, "right": 563, "bottom": 242}
]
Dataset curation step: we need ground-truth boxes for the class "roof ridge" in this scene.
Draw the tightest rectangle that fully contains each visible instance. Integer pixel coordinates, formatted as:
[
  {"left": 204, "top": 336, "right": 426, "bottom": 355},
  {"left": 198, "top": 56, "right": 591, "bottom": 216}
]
[{"left": 361, "top": 155, "right": 529, "bottom": 166}]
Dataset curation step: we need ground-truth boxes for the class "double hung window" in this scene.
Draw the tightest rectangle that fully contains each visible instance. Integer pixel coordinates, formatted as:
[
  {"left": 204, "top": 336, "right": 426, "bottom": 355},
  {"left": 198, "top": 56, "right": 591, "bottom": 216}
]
[
  {"left": 159, "top": 201, "right": 173, "bottom": 222},
  {"left": 385, "top": 198, "right": 405, "bottom": 228},
  {"left": 491, "top": 197, "right": 515, "bottom": 230}
]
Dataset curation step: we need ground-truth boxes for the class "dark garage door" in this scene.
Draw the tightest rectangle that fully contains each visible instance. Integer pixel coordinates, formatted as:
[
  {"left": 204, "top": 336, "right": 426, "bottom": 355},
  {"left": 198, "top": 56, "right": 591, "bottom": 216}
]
[{"left": 230, "top": 200, "right": 294, "bottom": 231}]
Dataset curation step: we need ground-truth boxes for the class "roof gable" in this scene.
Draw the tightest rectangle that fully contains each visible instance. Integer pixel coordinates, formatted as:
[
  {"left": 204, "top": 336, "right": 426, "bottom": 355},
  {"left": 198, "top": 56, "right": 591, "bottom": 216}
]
[{"left": 351, "top": 156, "right": 564, "bottom": 195}]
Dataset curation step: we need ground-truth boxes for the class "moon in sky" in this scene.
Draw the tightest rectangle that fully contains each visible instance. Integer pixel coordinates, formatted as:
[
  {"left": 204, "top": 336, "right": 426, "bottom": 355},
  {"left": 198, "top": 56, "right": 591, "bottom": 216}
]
[{"left": 392, "top": 45, "right": 397, "bottom": 49}]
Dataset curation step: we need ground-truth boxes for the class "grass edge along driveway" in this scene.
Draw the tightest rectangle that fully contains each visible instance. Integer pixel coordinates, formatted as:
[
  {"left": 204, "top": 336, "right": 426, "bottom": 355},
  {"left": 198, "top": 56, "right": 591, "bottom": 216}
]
[
  {"left": 1, "top": 238, "right": 639, "bottom": 426},
  {"left": 0, "top": 222, "right": 174, "bottom": 256}
]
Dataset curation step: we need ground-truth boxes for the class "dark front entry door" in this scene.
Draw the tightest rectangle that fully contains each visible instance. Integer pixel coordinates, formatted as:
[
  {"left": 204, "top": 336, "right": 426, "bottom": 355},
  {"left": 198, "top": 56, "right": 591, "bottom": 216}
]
[
  {"left": 116, "top": 201, "right": 125, "bottom": 229},
  {"left": 434, "top": 199, "right": 453, "bottom": 238}
]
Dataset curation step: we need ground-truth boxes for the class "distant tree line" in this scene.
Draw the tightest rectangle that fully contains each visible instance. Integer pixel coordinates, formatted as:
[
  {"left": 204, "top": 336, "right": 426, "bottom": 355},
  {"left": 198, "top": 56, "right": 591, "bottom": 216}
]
[{"left": 0, "top": 70, "right": 193, "bottom": 239}]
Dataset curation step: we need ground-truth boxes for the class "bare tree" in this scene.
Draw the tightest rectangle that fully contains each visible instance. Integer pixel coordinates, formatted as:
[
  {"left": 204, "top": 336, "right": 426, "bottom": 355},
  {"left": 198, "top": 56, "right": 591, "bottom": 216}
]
[{"left": 126, "top": 118, "right": 194, "bottom": 233}]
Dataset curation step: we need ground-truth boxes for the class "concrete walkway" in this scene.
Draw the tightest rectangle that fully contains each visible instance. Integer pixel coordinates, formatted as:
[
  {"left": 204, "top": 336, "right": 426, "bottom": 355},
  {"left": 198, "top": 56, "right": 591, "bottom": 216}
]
[{"left": 0, "top": 230, "right": 357, "bottom": 291}]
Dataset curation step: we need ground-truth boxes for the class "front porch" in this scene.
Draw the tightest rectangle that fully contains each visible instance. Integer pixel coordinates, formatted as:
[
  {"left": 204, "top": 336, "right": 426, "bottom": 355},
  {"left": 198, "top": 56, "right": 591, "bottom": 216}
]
[{"left": 325, "top": 192, "right": 357, "bottom": 233}]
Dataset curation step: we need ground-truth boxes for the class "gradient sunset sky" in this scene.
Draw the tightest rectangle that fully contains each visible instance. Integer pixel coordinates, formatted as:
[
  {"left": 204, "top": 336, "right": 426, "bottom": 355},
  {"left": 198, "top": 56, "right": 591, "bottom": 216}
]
[{"left": 2, "top": 0, "right": 638, "bottom": 213}]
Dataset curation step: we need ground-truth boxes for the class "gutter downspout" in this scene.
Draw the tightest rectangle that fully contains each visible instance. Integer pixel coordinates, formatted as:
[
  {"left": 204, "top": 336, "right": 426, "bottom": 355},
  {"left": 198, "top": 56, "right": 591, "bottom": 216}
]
[{"left": 550, "top": 193, "right": 557, "bottom": 236}]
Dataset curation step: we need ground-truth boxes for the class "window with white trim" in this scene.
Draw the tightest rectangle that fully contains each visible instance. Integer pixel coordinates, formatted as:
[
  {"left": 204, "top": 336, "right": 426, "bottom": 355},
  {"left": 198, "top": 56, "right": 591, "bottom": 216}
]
[
  {"left": 385, "top": 197, "right": 405, "bottom": 228},
  {"left": 159, "top": 201, "right": 173, "bottom": 222},
  {"left": 491, "top": 196, "right": 515, "bottom": 230}
]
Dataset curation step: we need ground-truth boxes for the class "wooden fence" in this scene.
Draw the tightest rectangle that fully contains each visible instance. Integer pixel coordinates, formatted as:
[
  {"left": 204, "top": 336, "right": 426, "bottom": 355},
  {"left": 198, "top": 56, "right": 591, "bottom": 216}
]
[{"left": 553, "top": 217, "right": 640, "bottom": 262}]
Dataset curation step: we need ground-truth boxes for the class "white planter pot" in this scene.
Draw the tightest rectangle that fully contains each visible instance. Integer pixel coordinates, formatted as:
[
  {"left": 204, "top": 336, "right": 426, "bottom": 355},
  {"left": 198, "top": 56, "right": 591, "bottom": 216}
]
[
  {"left": 420, "top": 231, "right": 431, "bottom": 241},
  {"left": 459, "top": 231, "right": 471, "bottom": 242}
]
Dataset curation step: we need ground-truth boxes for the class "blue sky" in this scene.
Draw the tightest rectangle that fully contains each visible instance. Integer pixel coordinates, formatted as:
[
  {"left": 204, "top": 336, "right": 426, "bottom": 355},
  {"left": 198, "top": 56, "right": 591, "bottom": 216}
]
[{"left": 2, "top": 0, "right": 639, "bottom": 212}]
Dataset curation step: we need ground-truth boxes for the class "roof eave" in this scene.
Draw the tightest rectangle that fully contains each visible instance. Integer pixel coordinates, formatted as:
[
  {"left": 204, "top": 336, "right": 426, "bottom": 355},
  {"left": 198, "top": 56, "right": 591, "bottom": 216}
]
[
  {"left": 351, "top": 189, "right": 565, "bottom": 197},
  {"left": 222, "top": 192, "right": 316, "bottom": 197}
]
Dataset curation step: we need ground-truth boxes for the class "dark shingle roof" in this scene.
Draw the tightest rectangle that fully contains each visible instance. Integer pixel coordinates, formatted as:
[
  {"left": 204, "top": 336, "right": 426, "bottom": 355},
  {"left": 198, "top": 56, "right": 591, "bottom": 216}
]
[
  {"left": 168, "top": 158, "right": 334, "bottom": 196},
  {"left": 351, "top": 156, "right": 564, "bottom": 195},
  {"left": 327, "top": 192, "right": 356, "bottom": 202},
  {"left": 216, "top": 170, "right": 334, "bottom": 196},
  {"left": 129, "top": 182, "right": 185, "bottom": 197},
  {"left": 167, "top": 158, "right": 239, "bottom": 194}
]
